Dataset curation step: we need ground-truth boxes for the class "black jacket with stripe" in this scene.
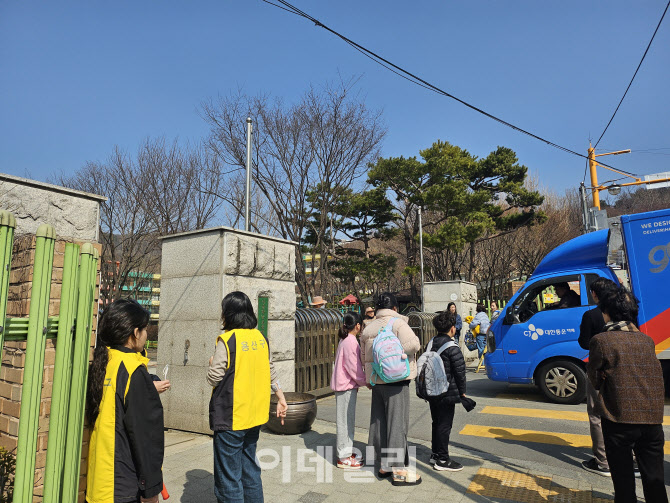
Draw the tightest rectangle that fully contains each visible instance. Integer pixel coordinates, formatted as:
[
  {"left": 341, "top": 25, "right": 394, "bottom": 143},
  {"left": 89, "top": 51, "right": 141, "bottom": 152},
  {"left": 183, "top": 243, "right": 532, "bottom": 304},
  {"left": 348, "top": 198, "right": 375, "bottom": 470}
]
[{"left": 86, "top": 346, "right": 164, "bottom": 503}]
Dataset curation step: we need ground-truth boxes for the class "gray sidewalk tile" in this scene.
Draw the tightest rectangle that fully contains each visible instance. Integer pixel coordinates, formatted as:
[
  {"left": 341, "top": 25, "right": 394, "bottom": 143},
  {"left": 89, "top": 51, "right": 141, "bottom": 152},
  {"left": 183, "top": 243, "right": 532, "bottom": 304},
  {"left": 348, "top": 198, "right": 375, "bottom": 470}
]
[{"left": 160, "top": 419, "right": 626, "bottom": 502}]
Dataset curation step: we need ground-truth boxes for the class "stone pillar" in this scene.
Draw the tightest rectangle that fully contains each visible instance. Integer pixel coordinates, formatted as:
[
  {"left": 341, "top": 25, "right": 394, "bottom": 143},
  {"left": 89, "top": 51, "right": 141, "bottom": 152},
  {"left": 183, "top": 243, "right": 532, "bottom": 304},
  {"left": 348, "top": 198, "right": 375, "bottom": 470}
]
[
  {"left": 423, "top": 280, "right": 479, "bottom": 363},
  {"left": 158, "top": 227, "right": 296, "bottom": 434},
  {"left": 423, "top": 280, "right": 478, "bottom": 316}
]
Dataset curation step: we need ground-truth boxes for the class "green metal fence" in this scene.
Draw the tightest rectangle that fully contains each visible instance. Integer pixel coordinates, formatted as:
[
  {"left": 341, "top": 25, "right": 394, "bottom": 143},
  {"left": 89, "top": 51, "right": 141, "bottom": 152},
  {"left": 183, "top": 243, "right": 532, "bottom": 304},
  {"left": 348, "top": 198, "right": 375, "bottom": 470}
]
[{"left": 0, "top": 210, "right": 99, "bottom": 503}]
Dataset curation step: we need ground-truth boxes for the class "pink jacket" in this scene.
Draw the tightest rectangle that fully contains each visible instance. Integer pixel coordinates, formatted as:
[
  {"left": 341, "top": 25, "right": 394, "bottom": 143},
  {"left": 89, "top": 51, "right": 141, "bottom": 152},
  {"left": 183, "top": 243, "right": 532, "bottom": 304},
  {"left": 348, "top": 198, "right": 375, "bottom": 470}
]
[{"left": 331, "top": 334, "right": 367, "bottom": 391}]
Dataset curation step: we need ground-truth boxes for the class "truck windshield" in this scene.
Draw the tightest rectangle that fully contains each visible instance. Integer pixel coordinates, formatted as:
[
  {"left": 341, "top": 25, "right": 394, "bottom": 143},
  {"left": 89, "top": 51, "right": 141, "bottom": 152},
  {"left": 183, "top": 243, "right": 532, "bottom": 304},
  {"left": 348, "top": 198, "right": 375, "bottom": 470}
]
[{"left": 511, "top": 275, "right": 582, "bottom": 323}]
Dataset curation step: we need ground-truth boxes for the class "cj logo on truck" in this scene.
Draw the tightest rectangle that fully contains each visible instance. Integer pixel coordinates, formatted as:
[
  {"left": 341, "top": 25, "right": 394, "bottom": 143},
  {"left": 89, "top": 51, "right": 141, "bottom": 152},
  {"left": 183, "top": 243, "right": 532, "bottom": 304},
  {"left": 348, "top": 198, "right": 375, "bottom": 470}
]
[
  {"left": 523, "top": 324, "right": 544, "bottom": 340},
  {"left": 649, "top": 242, "right": 670, "bottom": 273}
]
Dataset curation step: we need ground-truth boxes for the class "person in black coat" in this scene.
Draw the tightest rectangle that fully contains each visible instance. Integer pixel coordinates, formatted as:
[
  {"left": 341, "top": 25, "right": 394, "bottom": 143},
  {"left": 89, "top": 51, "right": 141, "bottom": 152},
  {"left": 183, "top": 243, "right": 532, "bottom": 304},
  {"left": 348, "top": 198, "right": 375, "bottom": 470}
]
[
  {"left": 426, "top": 311, "right": 467, "bottom": 472},
  {"left": 578, "top": 277, "right": 618, "bottom": 475}
]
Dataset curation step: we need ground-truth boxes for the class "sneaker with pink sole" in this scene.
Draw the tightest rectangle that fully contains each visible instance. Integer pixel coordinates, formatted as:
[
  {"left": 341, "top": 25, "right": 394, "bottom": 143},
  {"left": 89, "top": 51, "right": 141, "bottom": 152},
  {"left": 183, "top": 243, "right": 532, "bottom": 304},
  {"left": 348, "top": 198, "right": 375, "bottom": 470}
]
[{"left": 337, "top": 455, "right": 363, "bottom": 470}]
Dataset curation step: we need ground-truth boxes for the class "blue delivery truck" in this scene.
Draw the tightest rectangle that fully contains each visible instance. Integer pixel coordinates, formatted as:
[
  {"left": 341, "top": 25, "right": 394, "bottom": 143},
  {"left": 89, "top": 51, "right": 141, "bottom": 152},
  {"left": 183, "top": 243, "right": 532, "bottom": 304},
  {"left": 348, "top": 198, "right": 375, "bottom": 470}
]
[{"left": 484, "top": 208, "right": 670, "bottom": 404}]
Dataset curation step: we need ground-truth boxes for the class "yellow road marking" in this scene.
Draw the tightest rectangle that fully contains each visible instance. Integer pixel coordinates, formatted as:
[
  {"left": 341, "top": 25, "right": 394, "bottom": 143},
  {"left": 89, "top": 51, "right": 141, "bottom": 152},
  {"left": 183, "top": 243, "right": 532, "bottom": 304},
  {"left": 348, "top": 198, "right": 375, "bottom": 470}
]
[
  {"left": 482, "top": 406, "right": 588, "bottom": 421},
  {"left": 468, "top": 467, "right": 613, "bottom": 502},
  {"left": 459, "top": 425, "right": 670, "bottom": 454},
  {"left": 481, "top": 405, "right": 670, "bottom": 425},
  {"left": 495, "top": 392, "right": 546, "bottom": 402}
]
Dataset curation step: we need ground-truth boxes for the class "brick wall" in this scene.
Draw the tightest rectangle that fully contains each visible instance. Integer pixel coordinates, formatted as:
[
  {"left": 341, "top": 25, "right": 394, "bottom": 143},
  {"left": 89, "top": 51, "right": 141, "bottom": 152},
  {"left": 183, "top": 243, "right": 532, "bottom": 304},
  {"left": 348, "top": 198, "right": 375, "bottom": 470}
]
[{"left": 0, "top": 235, "right": 100, "bottom": 502}]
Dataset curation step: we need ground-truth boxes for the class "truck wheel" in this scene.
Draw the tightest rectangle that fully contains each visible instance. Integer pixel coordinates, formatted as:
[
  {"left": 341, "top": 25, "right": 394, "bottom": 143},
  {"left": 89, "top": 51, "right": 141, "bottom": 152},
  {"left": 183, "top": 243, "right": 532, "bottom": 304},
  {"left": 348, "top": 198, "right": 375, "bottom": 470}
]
[{"left": 536, "top": 360, "right": 586, "bottom": 405}]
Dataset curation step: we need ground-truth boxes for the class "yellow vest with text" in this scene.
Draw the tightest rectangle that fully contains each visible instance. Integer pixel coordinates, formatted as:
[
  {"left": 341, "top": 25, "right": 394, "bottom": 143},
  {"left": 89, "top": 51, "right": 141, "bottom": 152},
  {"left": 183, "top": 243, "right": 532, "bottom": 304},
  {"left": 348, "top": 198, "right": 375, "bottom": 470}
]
[
  {"left": 208, "top": 329, "right": 271, "bottom": 431},
  {"left": 87, "top": 348, "right": 150, "bottom": 503}
]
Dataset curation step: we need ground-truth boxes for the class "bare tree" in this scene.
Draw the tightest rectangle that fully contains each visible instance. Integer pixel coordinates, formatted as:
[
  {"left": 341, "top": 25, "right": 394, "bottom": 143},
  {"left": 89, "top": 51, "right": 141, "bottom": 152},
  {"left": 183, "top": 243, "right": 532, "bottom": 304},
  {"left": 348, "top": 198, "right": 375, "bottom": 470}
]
[
  {"left": 512, "top": 190, "right": 581, "bottom": 278},
  {"left": 130, "top": 137, "right": 224, "bottom": 235},
  {"left": 201, "top": 79, "right": 385, "bottom": 303},
  {"left": 56, "top": 149, "right": 159, "bottom": 304},
  {"left": 58, "top": 138, "right": 225, "bottom": 302}
]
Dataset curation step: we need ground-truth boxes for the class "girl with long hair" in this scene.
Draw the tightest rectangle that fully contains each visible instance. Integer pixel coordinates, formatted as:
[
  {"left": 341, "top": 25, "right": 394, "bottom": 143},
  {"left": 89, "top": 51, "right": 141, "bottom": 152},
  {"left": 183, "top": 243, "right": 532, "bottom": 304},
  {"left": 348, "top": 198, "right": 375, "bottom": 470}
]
[
  {"left": 446, "top": 302, "right": 462, "bottom": 342},
  {"left": 86, "top": 299, "right": 164, "bottom": 503},
  {"left": 331, "top": 311, "right": 366, "bottom": 469}
]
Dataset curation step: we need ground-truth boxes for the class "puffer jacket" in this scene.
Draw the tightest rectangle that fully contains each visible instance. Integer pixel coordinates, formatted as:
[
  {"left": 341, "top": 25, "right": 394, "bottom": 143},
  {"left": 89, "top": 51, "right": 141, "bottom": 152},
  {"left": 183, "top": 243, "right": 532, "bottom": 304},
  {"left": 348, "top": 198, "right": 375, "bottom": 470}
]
[
  {"left": 360, "top": 309, "right": 421, "bottom": 383},
  {"left": 469, "top": 312, "right": 490, "bottom": 335},
  {"left": 427, "top": 333, "right": 466, "bottom": 404}
]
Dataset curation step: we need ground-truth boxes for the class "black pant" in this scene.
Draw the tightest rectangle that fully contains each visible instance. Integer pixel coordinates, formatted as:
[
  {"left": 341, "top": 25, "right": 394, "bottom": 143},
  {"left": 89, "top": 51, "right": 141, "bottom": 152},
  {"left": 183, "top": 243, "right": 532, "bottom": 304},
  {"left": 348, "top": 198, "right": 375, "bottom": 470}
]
[
  {"left": 601, "top": 419, "right": 668, "bottom": 503},
  {"left": 429, "top": 399, "right": 455, "bottom": 461}
]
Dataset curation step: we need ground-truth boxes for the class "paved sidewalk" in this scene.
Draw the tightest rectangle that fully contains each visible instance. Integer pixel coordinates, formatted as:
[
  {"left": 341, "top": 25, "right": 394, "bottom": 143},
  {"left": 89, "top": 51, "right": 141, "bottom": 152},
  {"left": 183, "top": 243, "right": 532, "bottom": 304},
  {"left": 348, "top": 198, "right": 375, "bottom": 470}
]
[{"left": 162, "top": 418, "right": 623, "bottom": 503}]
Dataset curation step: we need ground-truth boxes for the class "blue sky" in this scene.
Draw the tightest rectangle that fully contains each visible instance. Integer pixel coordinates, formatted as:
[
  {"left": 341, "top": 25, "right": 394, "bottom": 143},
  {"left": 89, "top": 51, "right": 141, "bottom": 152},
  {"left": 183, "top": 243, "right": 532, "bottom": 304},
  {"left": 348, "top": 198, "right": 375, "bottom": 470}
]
[{"left": 1, "top": 1, "right": 669, "bottom": 198}]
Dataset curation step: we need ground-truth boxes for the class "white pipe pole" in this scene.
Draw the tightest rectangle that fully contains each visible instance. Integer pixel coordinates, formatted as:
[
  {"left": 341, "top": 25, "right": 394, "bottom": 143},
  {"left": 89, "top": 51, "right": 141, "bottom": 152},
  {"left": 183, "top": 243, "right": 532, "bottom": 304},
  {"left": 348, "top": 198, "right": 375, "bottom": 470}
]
[
  {"left": 418, "top": 205, "right": 425, "bottom": 312},
  {"left": 245, "top": 118, "right": 252, "bottom": 232}
]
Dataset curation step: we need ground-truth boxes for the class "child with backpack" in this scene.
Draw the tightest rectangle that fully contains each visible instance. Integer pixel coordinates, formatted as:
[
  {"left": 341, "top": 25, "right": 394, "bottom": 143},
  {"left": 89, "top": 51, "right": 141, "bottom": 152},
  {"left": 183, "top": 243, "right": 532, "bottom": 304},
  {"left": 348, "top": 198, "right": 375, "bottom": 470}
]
[
  {"left": 360, "top": 293, "right": 422, "bottom": 486},
  {"left": 424, "top": 311, "right": 467, "bottom": 471},
  {"left": 331, "top": 311, "right": 367, "bottom": 469}
]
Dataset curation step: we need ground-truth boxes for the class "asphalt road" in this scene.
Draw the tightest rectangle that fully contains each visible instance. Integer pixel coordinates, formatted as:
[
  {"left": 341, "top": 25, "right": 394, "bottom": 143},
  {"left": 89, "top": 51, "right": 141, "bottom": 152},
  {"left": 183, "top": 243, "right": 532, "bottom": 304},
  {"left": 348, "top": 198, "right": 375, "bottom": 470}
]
[{"left": 316, "top": 369, "right": 670, "bottom": 484}]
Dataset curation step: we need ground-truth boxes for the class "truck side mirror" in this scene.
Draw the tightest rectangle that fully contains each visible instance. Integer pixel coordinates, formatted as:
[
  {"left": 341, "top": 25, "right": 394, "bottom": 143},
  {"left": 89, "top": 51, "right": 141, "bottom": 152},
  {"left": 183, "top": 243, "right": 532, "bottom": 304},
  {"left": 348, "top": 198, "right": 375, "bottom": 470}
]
[{"left": 504, "top": 307, "right": 518, "bottom": 325}]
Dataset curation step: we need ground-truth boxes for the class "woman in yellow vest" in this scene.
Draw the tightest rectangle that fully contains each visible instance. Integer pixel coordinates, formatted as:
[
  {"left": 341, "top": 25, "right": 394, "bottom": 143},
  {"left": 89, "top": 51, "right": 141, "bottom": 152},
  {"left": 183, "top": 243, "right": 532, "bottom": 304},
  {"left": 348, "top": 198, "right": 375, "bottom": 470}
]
[
  {"left": 207, "top": 291, "right": 288, "bottom": 503},
  {"left": 86, "top": 299, "right": 164, "bottom": 503}
]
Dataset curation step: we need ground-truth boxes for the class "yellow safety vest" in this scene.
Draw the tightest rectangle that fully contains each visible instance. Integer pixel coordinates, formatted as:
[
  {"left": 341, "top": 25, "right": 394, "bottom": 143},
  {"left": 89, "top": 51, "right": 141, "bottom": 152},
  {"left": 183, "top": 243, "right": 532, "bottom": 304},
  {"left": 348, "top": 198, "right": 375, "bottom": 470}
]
[
  {"left": 209, "top": 329, "right": 271, "bottom": 431},
  {"left": 87, "top": 348, "right": 153, "bottom": 503}
]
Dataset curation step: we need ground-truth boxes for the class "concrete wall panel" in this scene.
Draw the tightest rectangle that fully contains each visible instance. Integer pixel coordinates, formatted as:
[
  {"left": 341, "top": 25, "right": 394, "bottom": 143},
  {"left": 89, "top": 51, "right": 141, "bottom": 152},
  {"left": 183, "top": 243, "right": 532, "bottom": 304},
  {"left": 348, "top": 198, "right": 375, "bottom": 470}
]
[
  {"left": 272, "top": 359, "right": 295, "bottom": 395},
  {"left": 0, "top": 173, "right": 104, "bottom": 241},
  {"left": 161, "top": 232, "right": 221, "bottom": 279},
  {"left": 159, "top": 275, "right": 222, "bottom": 322},
  {"left": 157, "top": 318, "right": 221, "bottom": 369},
  {"left": 222, "top": 275, "right": 295, "bottom": 320},
  {"left": 161, "top": 365, "right": 211, "bottom": 433},
  {"left": 267, "top": 320, "right": 295, "bottom": 362}
]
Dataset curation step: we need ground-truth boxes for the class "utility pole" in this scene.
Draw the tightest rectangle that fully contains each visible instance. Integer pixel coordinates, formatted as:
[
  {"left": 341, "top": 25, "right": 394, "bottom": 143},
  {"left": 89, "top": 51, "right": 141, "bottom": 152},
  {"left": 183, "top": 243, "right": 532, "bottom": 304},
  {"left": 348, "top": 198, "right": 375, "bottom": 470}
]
[
  {"left": 245, "top": 117, "right": 252, "bottom": 232},
  {"left": 583, "top": 143, "right": 670, "bottom": 233},
  {"left": 579, "top": 182, "right": 590, "bottom": 233},
  {"left": 588, "top": 143, "right": 631, "bottom": 211},
  {"left": 588, "top": 145, "right": 600, "bottom": 209}
]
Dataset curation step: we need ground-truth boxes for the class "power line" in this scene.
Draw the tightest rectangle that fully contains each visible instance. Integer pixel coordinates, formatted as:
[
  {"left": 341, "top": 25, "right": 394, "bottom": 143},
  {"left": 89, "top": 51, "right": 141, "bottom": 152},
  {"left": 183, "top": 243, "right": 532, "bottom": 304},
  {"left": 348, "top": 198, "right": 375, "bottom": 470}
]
[
  {"left": 594, "top": 0, "right": 670, "bottom": 148},
  {"left": 261, "top": 0, "right": 635, "bottom": 176}
]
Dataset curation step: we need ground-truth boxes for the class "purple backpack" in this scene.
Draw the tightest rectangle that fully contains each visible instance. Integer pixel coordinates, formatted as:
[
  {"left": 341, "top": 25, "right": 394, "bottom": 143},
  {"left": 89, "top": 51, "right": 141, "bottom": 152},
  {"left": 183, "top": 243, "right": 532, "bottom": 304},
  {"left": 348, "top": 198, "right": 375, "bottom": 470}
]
[{"left": 371, "top": 318, "right": 410, "bottom": 385}]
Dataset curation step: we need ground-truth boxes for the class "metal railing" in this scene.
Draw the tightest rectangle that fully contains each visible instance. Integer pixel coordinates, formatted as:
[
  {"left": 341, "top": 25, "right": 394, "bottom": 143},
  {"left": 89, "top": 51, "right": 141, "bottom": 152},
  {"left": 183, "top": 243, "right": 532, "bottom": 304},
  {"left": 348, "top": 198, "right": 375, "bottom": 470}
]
[
  {"left": 0, "top": 210, "right": 99, "bottom": 503},
  {"left": 294, "top": 308, "right": 342, "bottom": 396},
  {"left": 407, "top": 312, "right": 437, "bottom": 357},
  {"left": 294, "top": 310, "right": 443, "bottom": 395}
]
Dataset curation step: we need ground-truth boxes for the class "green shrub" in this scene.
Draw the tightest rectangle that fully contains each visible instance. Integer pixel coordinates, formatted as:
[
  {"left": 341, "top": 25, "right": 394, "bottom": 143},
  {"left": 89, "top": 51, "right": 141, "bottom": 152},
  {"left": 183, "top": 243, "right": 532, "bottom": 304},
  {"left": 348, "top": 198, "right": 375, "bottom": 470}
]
[{"left": 0, "top": 447, "right": 14, "bottom": 503}]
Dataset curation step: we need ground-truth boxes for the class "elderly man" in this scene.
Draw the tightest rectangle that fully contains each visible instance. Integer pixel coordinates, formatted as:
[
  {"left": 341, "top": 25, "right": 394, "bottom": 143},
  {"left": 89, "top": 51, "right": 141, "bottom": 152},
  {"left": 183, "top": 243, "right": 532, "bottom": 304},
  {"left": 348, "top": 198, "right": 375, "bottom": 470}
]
[{"left": 587, "top": 287, "right": 667, "bottom": 502}]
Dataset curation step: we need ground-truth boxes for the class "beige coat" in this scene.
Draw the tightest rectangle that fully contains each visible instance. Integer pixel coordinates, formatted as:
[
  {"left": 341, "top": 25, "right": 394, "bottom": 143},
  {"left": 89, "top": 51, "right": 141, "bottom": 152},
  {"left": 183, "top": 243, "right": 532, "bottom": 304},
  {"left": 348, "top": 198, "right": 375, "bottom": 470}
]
[{"left": 360, "top": 309, "right": 421, "bottom": 384}]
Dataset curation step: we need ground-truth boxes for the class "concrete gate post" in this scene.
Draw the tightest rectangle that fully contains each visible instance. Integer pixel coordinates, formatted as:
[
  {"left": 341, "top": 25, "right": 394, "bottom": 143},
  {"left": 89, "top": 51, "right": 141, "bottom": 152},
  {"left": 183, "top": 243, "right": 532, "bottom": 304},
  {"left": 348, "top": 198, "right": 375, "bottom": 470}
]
[
  {"left": 158, "top": 228, "right": 296, "bottom": 434},
  {"left": 423, "top": 280, "right": 479, "bottom": 364}
]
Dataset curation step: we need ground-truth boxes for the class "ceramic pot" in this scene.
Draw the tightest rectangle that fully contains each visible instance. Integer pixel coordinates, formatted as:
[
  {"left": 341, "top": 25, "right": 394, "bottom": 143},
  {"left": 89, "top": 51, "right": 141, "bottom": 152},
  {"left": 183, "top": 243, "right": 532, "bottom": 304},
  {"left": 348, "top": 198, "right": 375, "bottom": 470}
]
[{"left": 268, "top": 392, "right": 317, "bottom": 434}]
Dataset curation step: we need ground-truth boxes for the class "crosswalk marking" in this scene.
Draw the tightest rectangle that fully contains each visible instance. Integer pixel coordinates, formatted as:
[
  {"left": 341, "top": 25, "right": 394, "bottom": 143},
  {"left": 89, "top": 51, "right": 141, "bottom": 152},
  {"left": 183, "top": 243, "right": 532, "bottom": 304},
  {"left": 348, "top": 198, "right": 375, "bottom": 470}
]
[
  {"left": 459, "top": 425, "right": 670, "bottom": 454},
  {"left": 482, "top": 406, "right": 587, "bottom": 422},
  {"left": 481, "top": 405, "right": 670, "bottom": 425},
  {"left": 497, "top": 393, "right": 670, "bottom": 406},
  {"left": 495, "top": 393, "right": 547, "bottom": 402}
]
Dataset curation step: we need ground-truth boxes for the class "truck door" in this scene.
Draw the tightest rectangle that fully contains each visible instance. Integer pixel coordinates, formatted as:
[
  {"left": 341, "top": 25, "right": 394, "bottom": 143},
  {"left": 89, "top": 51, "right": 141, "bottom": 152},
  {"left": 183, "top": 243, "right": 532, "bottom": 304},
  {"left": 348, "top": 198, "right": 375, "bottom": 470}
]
[{"left": 500, "top": 274, "right": 588, "bottom": 381}]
